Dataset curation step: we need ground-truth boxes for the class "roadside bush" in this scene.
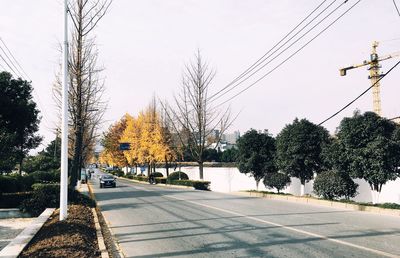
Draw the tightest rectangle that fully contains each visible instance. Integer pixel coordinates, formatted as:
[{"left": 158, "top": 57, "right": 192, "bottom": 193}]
[
  {"left": 155, "top": 177, "right": 167, "bottom": 184},
  {"left": 167, "top": 171, "right": 189, "bottom": 182},
  {"left": 378, "top": 203, "right": 400, "bottom": 210},
  {"left": 170, "top": 180, "right": 210, "bottom": 190},
  {"left": 15, "top": 174, "right": 35, "bottom": 191},
  {"left": 152, "top": 172, "right": 164, "bottom": 178},
  {"left": 110, "top": 169, "right": 124, "bottom": 177},
  {"left": 313, "top": 170, "right": 358, "bottom": 200},
  {"left": 0, "top": 192, "right": 33, "bottom": 208},
  {"left": 30, "top": 170, "right": 60, "bottom": 183},
  {"left": 263, "top": 173, "right": 291, "bottom": 193},
  {"left": 0, "top": 175, "right": 19, "bottom": 193},
  {"left": 20, "top": 183, "right": 95, "bottom": 216},
  {"left": 133, "top": 175, "right": 149, "bottom": 182}
]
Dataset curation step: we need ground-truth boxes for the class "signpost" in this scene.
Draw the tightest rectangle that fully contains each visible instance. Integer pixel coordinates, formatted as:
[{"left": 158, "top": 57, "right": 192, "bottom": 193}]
[{"left": 119, "top": 142, "right": 131, "bottom": 151}]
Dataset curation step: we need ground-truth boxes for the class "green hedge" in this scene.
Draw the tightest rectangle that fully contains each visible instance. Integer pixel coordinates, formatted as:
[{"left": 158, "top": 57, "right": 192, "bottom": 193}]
[
  {"left": 0, "top": 176, "right": 19, "bottom": 193},
  {"left": 132, "top": 175, "right": 149, "bottom": 182},
  {"left": 109, "top": 169, "right": 124, "bottom": 177},
  {"left": 155, "top": 177, "right": 167, "bottom": 184},
  {"left": 167, "top": 171, "right": 189, "bottom": 182},
  {"left": 152, "top": 172, "right": 164, "bottom": 178},
  {"left": 20, "top": 183, "right": 95, "bottom": 216},
  {"left": 0, "top": 171, "right": 60, "bottom": 194},
  {"left": 0, "top": 192, "right": 33, "bottom": 208},
  {"left": 169, "top": 180, "right": 210, "bottom": 190},
  {"left": 30, "top": 170, "right": 60, "bottom": 183}
]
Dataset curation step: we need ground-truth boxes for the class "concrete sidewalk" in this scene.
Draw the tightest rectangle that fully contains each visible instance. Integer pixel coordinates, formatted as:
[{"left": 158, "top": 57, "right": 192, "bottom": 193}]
[{"left": 0, "top": 218, "right": 33, "bottom": 252}]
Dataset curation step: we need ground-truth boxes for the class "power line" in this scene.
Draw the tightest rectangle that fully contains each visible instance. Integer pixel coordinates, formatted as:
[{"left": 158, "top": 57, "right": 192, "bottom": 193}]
[
  {"left": 0, "top": 37, "right": 52, "bottom": 128},
  {"left": 211, "top": 0, "right": 348, "bottom": 104},
  {"left": 0, "top": 37, "right": 32, "bottom": 80},
  {"left": 318, "top": 59, "right": 400, "bottom": 126},
  {"left": 215, "top": 0, "right": 362, "bottom": 108},
  {"left": 393, "top": 0, "right": 400, "bottom": 17},
  {"left": 209, "top": 0, "right": 332, "bottom": 101},
  {"left": 0, "top": 52, "right": 20, "bottom": 78}
]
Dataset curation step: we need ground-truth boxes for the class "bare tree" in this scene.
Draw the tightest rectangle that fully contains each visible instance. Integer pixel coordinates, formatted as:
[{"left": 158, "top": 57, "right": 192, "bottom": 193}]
[
  {"left": 162, "top": 50, "right": 234, "bottom": 180},
  {"left": 53, "top": 0, "right": 110, "bottom": 187}
]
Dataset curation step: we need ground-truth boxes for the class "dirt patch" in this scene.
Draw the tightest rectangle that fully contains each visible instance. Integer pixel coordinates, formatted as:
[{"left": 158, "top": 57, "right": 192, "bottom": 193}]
[{"left": 19, "top": 204, "right": 100, "bottom": 258}]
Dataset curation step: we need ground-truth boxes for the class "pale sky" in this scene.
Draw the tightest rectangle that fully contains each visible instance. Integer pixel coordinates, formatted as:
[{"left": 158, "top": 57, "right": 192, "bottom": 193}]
[{"left": 1, "top": 0, "right": 399, "bottom": 150}]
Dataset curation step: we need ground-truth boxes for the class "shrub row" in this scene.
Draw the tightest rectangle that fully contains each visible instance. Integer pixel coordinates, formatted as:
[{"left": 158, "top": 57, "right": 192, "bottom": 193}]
[
  {"left": 169, "top": 180, "right": 211, "bottom": 190},
  {"left": 0, "top": 192, "right": 33, "bottom": 208},
  {"left": 109, "top": 169, "right": 124, "bottom": 177},
  {"left": 20, "top": 183, "right": 96, "bottom": 216},
  {"left": 0, "top": 170, "right": 60, "bottom": 194}
]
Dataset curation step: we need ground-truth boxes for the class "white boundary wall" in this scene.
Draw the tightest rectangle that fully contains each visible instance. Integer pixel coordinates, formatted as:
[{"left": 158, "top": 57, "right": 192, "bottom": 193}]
[{"left": 151, "top": 166, "right": 400, "bottom": 204}]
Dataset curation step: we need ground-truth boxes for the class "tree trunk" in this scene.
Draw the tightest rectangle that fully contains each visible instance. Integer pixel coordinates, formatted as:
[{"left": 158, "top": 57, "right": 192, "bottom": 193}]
[
  {"left": 300, "top": 183, "right": 305, "bottom": 196},
  {"left": 18, "top": 158, "right": 23, "bottom": 175},
  {"left": 165, "top": 159, "right": 169, "bottom": 177},
  {"left": 198, "top": 161, "right": 204, "bottom": 180},
  {"left": 371, "top": 189, "right": 381, "bottom": 204}
]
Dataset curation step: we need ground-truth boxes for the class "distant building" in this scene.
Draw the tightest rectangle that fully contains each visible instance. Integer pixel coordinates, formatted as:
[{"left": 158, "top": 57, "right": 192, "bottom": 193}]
[
  {"left": 209, "top": 141, "right": 236, "bottom": 152},
  {"left": 221, "top": 130, "right": 240, "bottom": 144}
]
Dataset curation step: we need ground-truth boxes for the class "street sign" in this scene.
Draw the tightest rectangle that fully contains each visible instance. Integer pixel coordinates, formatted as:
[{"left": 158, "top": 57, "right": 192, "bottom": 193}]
[{"left": 119, "top": 142, "right": 131, "bottom": 151}]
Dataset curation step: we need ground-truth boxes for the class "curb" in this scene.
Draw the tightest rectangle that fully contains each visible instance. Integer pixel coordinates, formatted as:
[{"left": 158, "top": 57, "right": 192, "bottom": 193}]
[
  {"left": 92, "top": 208, "right": 109, "bottom": 258},
  {"left": 87, "top": 182, "right": 125, "bottom": 258},
  {"left": 233, "top": 191, "right": 400, "bottom": 217},
  {"left": 0, "top": 208, "right": 55, "bottom": 258}
]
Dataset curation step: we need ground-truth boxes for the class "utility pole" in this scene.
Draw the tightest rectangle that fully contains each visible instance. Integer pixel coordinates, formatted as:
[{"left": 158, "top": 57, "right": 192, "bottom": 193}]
[{"left": 60, "top": 0, "right": 69, "bottom": 221}]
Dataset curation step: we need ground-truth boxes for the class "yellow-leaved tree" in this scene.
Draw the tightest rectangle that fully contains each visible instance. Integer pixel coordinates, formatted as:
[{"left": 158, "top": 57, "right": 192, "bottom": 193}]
[{"left": 100, "top": 115, "right": 129, "bottom": 168}]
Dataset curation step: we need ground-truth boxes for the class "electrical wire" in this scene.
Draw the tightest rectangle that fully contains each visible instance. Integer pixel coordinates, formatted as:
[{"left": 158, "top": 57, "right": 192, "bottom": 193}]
[
  {"left": 215, "top": 0, "right": 362, "bottom": 108},
  {"left": 0, "top": 37, "right": 32, "bottom": 80},
  {"left": 211, "top": 0, "right": 348, "bottom": 104},
  {"left": 393, "top": 0, "right": 400, "bottom": 17},
  {"left": 0, "top": 37, "right": 52, "bottom": 128},
  {"left": 318, "top": 59, "right": 400, "bottom": 126},
  {"left": 0, "top": 52, "right": 20, "bottom": 78},
  {"left": 209, "top": 0, "right": 332, "bottom": 101}
]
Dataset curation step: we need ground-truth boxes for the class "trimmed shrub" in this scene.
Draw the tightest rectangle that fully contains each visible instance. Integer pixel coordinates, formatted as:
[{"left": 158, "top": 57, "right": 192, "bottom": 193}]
[
  {"left": 263, "top": 173, "right": 291, "bottom": 193},
  {"left": 110, "top": 169, "right": 124, "bottom": 177},
  {"left": 378, "top": 203, "right": 400, "bottom": 210},
  {"left": 0, "top": 192, "right": 33, "bottom": 208},
  {"left": 152, "top": 172, "right": 164, "bottom": 178},
  {"left": 30, "top": 170, "right": 60, "bottom": 183},
  {"left": 0, "top": 175, "right": 19, "bottom": 193},
  {"left": 133, "top": 175, "right": 149, "bottom": 182},
  {"left": 313, "top": 170, "right": 358, "bottom": 200},
  {"left": 170, "top": 180, "right": 210, "bottom": 190},
  {"left": 15, "top": 174, "right": 35, "bottom": 191},
  {"left": 155, "top": 177, "right": 167, "bottom": 184},
  {"left": 167, "top": 171, "right": 189, "bottom": 182},
  {"left": 20, "top": 183, "right": 95, "bottom": 216}
]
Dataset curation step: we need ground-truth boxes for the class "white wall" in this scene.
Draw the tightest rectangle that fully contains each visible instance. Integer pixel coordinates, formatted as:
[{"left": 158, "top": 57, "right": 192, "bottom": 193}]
[{"left": 153, "top": 166, "right": 400, "bottom": 204}]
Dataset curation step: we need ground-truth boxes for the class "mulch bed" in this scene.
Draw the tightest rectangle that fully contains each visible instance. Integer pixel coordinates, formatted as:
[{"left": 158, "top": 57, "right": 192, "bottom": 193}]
[{"left": 19, "top": 204, "right": 100, "bottom": 258}]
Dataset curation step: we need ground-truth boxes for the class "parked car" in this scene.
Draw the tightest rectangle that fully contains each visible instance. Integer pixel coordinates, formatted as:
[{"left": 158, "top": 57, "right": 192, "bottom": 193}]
[
  {"left": 80, "top": 170, "right": 88, "bottom": 184},
  {"left": 99, "top": 175, "right": 116, "bottom": 188}
]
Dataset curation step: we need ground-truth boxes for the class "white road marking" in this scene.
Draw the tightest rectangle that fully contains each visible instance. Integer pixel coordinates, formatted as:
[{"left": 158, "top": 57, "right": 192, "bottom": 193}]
[{"left": 165, "top": 195, "right": 399, "bottom": 258}]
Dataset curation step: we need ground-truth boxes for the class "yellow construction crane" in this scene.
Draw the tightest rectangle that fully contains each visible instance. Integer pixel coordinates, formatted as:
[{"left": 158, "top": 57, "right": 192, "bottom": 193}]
[{"left": 339, "top": 41, "right": 400, "bottom": 116}]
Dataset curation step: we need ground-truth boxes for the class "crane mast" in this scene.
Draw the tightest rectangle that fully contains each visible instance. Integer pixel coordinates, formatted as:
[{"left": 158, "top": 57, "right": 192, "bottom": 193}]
[
  {"left": 369, "top": 41, "right": 382, "bottom": 116},
  {"left": 339, "top": 41, "right": 400, "bottom": 116}
]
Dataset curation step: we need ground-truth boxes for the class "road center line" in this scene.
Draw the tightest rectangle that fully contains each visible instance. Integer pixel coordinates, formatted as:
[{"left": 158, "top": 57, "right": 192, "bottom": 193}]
[{"left": 164, "top": 194, "right": 398, "bottom": 258}]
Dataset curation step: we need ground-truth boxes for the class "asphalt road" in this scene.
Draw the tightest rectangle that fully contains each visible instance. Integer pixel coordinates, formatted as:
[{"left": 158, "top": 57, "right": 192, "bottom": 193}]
[{"left": 90, "top": 169, "right": 400, "bottom": 258}]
